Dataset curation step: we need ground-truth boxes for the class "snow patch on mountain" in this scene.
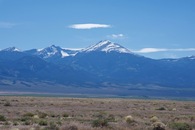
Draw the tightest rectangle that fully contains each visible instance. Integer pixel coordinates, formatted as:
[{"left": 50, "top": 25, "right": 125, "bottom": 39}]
[
  {"left": 2, "top": 47, "right": 20, "bottom": 52},
  {"left": 62, "top": 48, "right": 83, "bottom": 51},
  {"left": 61, "top": 48, "right": 81, "bottom": 56},
  {"left": 37, "top": 48, "right": 44, "bottom": 52},
  {"left": 188, "top": 55, "right": 195, "bottom": 60},
  {"left": 31, "top": 45, "right": 81, "bottom": 58},
  {"left": 82, "top": 40, "right": 132, "bottom": 53},
  {"left": 180, "top": 55, "right": 195, "bottom": 60},
  {"left": 61, "top": 51, "right": 69, "bottom": 57}
]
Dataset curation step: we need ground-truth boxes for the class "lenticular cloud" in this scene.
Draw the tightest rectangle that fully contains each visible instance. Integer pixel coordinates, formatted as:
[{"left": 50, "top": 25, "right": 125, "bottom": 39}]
[{"left": 69, "top": 23, "right": 111, "bottom": 29}]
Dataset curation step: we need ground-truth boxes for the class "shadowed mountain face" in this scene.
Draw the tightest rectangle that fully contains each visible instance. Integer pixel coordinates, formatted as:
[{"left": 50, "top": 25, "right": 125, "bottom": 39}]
[{"left": 0, "top": 40, "right": 195, "bottom": 97}]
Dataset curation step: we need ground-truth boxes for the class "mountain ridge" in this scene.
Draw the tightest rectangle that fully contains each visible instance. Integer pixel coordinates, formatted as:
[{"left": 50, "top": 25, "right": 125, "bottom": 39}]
[
  {"left": 1, "top": 40, "right": 194, "bottom": 60},
  {"left": 0, "top": 40, "right": 195, "bottom": 97}
]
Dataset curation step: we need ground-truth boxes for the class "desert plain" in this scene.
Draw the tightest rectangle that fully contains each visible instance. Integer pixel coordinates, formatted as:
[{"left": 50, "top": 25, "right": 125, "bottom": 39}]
[{"left": 0, "top": 96, "right": 194, "bottom": 130}]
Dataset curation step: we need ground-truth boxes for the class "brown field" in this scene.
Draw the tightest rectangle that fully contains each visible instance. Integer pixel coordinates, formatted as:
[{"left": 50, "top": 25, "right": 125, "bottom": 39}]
[{"left": 0, "top": 96, "right": 194, "bottom": 130}]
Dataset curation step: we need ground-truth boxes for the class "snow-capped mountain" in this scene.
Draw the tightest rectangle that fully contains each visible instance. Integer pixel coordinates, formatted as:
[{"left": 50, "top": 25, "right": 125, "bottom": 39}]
[
  {"left": 0, "top": 47, "right": 26, "bottom": 61},
  {"left": 25, "top": 45, "right": 80, "bottom": 59},
  {"left": 184, "top": 55, "right": 195, "bottom": 60},
  {"left": 2, "top": 47, "right": 20, "bottom": 52},
  {"left": 82, "top": 40, "right": 132, "bottom": 53},
  {"left": 0, "top": 40, "right": 195, "bottom": 97},
  {"left": 37, "top": 45, "right": 62, "bottom": 58}
]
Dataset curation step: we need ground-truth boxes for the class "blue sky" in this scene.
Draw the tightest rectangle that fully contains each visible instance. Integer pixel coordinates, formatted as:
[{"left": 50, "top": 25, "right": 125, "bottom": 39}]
[{"left": 0, "top": 0, "right": 195, "bottom": 59}]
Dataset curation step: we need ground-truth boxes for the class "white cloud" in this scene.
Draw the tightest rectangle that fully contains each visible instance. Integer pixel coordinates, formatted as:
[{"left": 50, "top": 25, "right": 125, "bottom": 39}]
[
  {"left": 170, "top": 48, "right": 195, "bottom": 51},
  {"left": 133, "top": 48, "right": 167, "bottom": 53},
  {"left": 0, "top": 22, "right": 16, "bottom": 28},
  {"left": 111, "top": 34, "right": 124, "bottom": 38},
  {"left": 133, "top": 48, "right": 195, "bottom": 53},
  {"left": 107, "top": 34, "right": 126, "bottom": 39},
  {"left": 69, "top": 23, "right": 111, "bottom": 29}
]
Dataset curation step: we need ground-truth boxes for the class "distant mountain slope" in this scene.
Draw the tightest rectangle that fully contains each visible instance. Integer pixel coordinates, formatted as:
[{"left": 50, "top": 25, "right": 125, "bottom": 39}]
[
  {"left": 0, "top": 47, "right": 28, "bottom": 61},
  {"left": 0, "top": 40, "right": 195, "bottom": 97}
]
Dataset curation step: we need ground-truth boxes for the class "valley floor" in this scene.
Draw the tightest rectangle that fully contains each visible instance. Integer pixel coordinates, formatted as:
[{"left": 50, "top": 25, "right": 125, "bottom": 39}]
[{"left": 0, "top": 96, "right": 194, "bottom": 130}]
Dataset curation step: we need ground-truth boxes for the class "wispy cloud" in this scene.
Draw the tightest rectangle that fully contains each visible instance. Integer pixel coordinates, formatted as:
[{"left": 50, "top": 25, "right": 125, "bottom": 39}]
[
  {"left": 69, "top": 23, "right": 111, "bottom": 29},
  {"left": 171, "top": 48, "right": 195, "bottom": 51},
  {"left": 133, "top": 48, "right": 195, "bottom": 53},
  {"left": 108, "top": 34, "right": 125, "bottom": 39},
  {"left": 133, "top": 48, "right": 167, "bottom": 53},
  {"left": 0, "top": 22, "right": 16, "bottom": 28}
]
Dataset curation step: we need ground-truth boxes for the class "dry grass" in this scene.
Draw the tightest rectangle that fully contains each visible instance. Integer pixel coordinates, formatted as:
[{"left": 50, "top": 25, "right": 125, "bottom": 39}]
[{"left": 0, "top": 96, "right": 194, "bottom": 130}]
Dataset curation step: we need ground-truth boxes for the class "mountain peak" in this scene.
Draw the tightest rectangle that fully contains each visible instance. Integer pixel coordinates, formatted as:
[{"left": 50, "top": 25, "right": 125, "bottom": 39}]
[
  {"left": 2, "top": 47, "right": 20, "bottom": 52},
  {"left": 186, "top": 55, "right": 195, "bottom": 60},
  {"left": 46, "top": 45, "right": 61, "bottom": 50},
  {"left": 50, "top": 44, "right": 59, "bottom": 48},
  {"left": 36, "top": 45, "right": 62, "bottom": 58},
  {"left": 82, "top": 40, "right": 131, "bottom": 53}
]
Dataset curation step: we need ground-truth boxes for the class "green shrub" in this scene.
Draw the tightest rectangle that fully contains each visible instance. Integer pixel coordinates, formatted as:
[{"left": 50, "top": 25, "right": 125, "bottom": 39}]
[
  {"left": 0, "top": 115, "right": 6, "bottom": 121},
  {"left": 20, "top": 117, "right": 30, "bottom": 122},
  {"left": 4, "top": 121, "right": 11, "bottom": 125},
  {"left": 66, "top": 125, "right": 78, "bottom": 130},
  {"left": 95, "top": 113, "right": 104, "bottom": 119},
  {"left": 4, "top": 101, "right": 11, "bottom": 106},
  {"left": 156, "top": 107, "right": 166, "bottom": 111},
  {"left": 39, "top": 120, "right": 48, "bottom": 126},
  {"left": 24, "top": 120, "right": 31, "bottom": 125},
  {"left": 63, "top": 113, "right": 69, "bottom": 118},
  {"left": 50, "top": 113, "right": 56, "bottom": 117},
  {"left": 107, "top": 114, "right": 115, "bottom": 122},
  {"left": 56, "top": 121, "right": 62, "bottom": 126},
  {"left": 92, "top": 118, "right": 108, "bottom": 127},
  {"left": 13, "top": 121, "right": 19, "bottom": 126},
  {"left": 23, "top": 112, "right": 34, "bottom": 117},
  {"left": 44, "top": 122, "right": 59, "bottom": 130},
  {"left": 38, "top": 112, "right": 47, "bottom": 118},
  {"left": 170, "top": 122, "right": 192, "bottom": 130}
]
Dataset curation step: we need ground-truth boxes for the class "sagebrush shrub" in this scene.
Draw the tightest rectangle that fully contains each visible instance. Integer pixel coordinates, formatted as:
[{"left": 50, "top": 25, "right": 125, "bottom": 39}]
[
  {"left": 66, "top": 125, "right": 78, "bottom": 130},
  {"left": 38, "top": 112, "right": 47, "bottom": 118},
  {"left": 4, "top": 101, "right": 11, "bottom": 106},
  {"left": 152, "top": 121, "right": 166, "bottom": 130},
  {"left": 156, "top": 107, "right": 166, "bottom": 111},
  {"left": 92, "top": 118, "right": 108, "bottom": 127},
  {"left": 39, "top": 120, "right": 48, "bottom": 126},
  {"left": 169, "top": 122, "right": 192, "bottom": 130},
  {"left": 23, "top": 112, "right": 34, "bottom": 117},
  {"left": 125, "top": 115, "right": 134, "bottom": 124},
  {"left": 0, "top": 115, "right": 6, "bottom": 121},
  {"left": 150, "top": 116, "right": 159, "bottom": 122},
  {"left": 63, "top": 113, "right": 69, "bottom": 118}
]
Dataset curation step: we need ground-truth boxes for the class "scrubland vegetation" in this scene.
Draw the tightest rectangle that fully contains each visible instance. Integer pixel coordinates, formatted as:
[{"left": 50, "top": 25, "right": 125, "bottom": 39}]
[{"left": 0, "top": 96, "right": 194, "bottom": 130}]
